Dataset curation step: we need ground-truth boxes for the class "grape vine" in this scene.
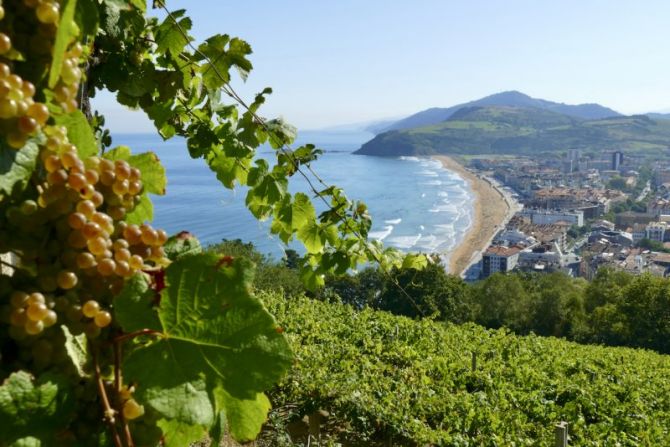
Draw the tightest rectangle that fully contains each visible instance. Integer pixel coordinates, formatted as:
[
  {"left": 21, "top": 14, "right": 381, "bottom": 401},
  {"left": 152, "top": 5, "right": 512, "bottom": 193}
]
[{"left": 0, "top": 0, "right": 426, "bottom": 445}]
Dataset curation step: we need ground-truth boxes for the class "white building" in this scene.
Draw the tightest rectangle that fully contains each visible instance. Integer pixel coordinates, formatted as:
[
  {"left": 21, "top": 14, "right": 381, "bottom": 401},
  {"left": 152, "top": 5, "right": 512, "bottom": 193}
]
[
  {"left": 482, "top": 246, "right": 521, "bottom": 278},
  {"left": 645, "top": 222, "right": 668, "bottom": 242},
  {"left": 518, "top": 209, "right": 584, "bottom": 227}
]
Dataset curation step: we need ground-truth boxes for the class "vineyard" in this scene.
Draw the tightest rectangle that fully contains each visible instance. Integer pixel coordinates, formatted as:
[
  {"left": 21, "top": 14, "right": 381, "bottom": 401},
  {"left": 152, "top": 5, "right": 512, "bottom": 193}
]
[{"left": 264, "top": 292, "right": 670, "bottom": 446}]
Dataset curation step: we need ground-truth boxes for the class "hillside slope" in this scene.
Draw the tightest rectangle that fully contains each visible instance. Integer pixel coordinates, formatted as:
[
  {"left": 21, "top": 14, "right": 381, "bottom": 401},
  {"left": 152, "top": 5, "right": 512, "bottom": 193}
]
[
  {"left": 263, "top": 292, "right": 670, "bottom": 445},
  {"left": 382, "top": 91, "right": 621, "bottom": 132},
  {"left": 355, "top": 106, "right": 670, "bottom": 156}
]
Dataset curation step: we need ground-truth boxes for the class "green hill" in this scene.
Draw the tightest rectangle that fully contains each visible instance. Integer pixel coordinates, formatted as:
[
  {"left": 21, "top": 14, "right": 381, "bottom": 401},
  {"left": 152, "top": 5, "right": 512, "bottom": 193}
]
[
  {"left": 355, "top": 106, "right": 670, "bottom": 156},
  {"left": 262, "top": 292, "right": 670, "bottom": 445}
]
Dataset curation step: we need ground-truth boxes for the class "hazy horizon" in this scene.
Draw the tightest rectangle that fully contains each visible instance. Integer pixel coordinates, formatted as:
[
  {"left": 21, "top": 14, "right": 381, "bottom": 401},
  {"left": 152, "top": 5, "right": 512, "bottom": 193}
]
[{"left": 93, "top": 0, "right": 670, "bottom": 133}]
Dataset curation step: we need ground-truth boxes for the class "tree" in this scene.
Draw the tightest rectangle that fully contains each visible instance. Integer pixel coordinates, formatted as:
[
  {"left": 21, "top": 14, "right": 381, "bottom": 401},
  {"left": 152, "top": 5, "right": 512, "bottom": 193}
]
[{"left": 0, "top": 1, "right": 424, "bottom": 445}]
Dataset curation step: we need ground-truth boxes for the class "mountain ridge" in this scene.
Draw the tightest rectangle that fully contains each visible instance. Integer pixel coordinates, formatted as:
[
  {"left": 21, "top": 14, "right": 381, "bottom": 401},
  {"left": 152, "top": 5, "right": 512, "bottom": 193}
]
[
  {"left": 355, "top": 104, "right": 670, "bottom": 156},
  {"left": 378, "top": 91, "right": 621, "bottom": 133}
]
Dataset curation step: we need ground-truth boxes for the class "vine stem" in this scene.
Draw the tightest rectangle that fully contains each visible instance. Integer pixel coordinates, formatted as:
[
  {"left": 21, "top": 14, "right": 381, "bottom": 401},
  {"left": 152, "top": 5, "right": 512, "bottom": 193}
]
[
  {"left": 92, "top": 345, "right": 124, "bottom": 447},
  {"left": 113, "top": 337, "right": 135, "bottom": 447},
  {"left": 154, "top": 0, "right": 426, "bottom": 316}
]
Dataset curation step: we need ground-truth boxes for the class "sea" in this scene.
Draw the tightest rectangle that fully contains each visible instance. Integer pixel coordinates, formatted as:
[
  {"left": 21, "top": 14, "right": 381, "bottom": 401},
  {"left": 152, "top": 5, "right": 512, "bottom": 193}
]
[{"left": 114, "top": 130, "right": 474, "bottom": 265}]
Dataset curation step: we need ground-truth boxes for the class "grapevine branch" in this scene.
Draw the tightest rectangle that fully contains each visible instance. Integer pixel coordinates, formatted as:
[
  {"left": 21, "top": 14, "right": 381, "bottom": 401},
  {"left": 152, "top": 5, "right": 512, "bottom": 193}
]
[
  {"left": 92, "top": 345, "right": 124, "bottom": 447},
  {"left": 154, "top": 1, "right": 426, "bottom": 316}
]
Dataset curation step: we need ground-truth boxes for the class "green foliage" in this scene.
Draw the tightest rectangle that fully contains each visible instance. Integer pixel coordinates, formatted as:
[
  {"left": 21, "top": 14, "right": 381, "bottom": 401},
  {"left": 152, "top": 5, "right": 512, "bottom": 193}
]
[
  {"left": 637, "top": 237, "right": 670, "bottom": 253},
  {"left": 0, "top": 372, "right": 75, "bottom": 445},
  {"left": 206, "top": 239, "right": 305, "bottom": 298},
  {"left": 1, "top": 1, "right": 425, "bottom": 445},
  {"left": 263, "top": 292, "right": 670, "bottom": 445}
]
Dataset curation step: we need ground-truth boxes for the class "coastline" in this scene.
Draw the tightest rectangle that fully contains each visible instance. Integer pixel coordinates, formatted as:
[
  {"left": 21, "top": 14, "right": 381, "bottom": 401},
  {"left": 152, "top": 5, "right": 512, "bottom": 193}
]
[{"left": 433, "top": 155, "right": 516, "bottom": 277}]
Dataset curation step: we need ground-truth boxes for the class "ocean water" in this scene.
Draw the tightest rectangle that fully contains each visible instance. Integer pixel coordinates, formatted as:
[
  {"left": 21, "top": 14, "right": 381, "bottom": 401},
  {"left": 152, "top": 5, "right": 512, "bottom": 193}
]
[{"left": 113, "top": 131, "right": 474, "bottom": 263}]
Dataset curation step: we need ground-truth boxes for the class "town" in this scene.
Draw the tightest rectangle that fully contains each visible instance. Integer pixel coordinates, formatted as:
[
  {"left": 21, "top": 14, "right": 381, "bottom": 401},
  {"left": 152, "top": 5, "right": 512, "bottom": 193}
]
[{"left": 464, "top": 149, "right": 670, "bottom": 281}]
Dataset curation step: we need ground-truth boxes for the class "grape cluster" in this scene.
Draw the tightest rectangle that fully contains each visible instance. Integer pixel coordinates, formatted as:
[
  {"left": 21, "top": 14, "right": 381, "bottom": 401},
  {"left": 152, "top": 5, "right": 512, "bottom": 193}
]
[
  {"left": 8, "top": 290, "right": 57, "bottom": 337},
  {"left": 2, "top": 126, "right": 170, "bottom": 340}
]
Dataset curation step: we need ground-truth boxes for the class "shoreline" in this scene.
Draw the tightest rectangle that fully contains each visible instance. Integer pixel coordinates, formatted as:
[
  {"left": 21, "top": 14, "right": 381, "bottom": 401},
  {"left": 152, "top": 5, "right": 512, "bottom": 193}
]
[{"left": 432, "top": 155, "right": 516, "bottom": 277}]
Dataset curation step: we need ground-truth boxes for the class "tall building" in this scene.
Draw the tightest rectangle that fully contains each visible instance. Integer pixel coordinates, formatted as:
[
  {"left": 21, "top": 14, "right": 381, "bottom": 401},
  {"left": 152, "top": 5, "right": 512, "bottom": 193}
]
[
  {"left": 612, "top": 151, "right": 623, "bottom": 171},
  {"left": 482, "top": 246, "right": 521, "bottom": 278}
]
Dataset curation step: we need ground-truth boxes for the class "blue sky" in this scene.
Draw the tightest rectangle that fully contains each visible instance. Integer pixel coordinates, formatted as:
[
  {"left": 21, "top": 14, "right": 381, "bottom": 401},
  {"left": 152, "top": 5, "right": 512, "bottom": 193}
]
[{"left": 94, "top": 0, "right": 670, "bottom": 132}]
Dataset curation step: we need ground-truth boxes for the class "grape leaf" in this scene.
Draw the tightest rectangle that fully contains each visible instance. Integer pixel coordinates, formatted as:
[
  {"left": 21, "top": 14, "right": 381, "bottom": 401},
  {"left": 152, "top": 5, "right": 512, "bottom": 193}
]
[
  {"left": 213, "top": 388, "right": 271, "bottom": 442},
  {"left": 291, "top": 192, "right": 315, "bottom": 231},
  {"left": 128, "top": 152, "right": 167, "bottom": 195},
  {"left": 55, "top": 111, "right": 98, "bottom": 158},
  {"left": 157, "top": 419, "right": 207, "bottom": 447},
  {"left": 61, "top": 326, "right": 89, "bottom": 378},
  {"left": 124, "top": 193, "right": 153, "bottom": 224},
  {"left": 155, "top": 9, "right": 192, "bottom": 58},
  {"left": 0, "top": 140, "right": 40, "bottom": 198},
  {"left": 298, "top": 221, "right": 325, "bottom": 254},
  {"left": 0, "top": 372, "right": 74, "bottom": 444},
  {"left": 114, "top": 273, "right": 161, "bottom": 333},
  {"left": 402, "top": 253, "right": 428, "bottom": 270},
  {"left": 163, "top": 231, "right": 203, "bottom": 261},
  {"left": 122, "top": 253, "right": 292, "bottom": 445},
  {"left": 48, "top": 0, "right": 78, "bottom": 88}
]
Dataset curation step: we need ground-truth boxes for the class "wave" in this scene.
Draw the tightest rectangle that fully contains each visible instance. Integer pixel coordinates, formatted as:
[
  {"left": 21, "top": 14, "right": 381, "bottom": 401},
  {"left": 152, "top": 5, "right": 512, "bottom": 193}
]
[
  {"left": 369, "top": 225, "right": 394, "bottom": 241},
  {"left": 388, "top": 233, "right": 422, "bottom": 249},
  {"left": 399, "top": 156, "right": 420, "bottom": 162},
  {"left": 418, "top": 170, "right": 439, "bottom": 177},
  {"left": 420, "top": 180, "right": 443, "bottom": 186},
  {"left": 385, "top": 218, "right": 402, "bottom": 225}
]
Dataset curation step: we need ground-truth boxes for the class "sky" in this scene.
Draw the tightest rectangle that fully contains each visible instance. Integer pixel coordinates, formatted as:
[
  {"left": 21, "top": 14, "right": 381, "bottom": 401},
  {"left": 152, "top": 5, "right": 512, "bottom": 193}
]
[{"left": 94, "top": 0, "right": 670, "bottom": 133}]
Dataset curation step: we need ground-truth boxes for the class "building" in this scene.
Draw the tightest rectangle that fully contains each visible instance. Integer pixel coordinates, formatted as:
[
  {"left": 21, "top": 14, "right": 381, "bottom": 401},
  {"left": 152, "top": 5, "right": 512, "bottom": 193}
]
[
  {"left": 631, "top": 223, "right": 647, "bottom": 243},
  {"left": 519, "top": 208, "right": 584, "bottom": 227},
  {"left": 646, "top": 222, "right": 668, "bottom": 242},
  {"left": 612, "top": 151, "right": 623, "bottom": 171},
  {"left": 482, "top": 246, "right": 521, "bottom": 278}
]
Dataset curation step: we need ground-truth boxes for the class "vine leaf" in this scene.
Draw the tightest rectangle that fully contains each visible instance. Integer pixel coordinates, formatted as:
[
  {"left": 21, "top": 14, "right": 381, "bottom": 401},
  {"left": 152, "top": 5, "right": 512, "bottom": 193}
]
[
  {"left": 155, "top": 9, "right": 192, "bottom": 58},
  {"left": 62, "top": 326, "right": 89, "bottom": 378},
  {"left": 163, "top": 231, "right": 203, "bottom": 261},
  {"left": 48, "top": 0, "right": 78, "bottom": 88},
  {"left": 0, "top": 139, "right": 40, "bottom": 199},
  {"left": 124, "top": 193, "right": 153, "bottom": 224},
  {"left": 0, "top": 372, "right": 75, "bottom": 444},
  {"left": 54, "top": 111, "right": 98, "bottom": 158},
  {"left": 122, "top": 253, "right": 292, "bottom": 445},
  {"left": 114, "top": 273, "right": 161, "bottom": 333},
  {"left": 212, "top": 388, "right": 271, "bottom": 442}
]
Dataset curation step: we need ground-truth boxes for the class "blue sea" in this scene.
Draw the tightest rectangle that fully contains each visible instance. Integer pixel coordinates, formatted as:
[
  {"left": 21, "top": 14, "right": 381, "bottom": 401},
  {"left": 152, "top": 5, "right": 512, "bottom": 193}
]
[{"left": 114, "top": 131, "right": 474, "bottom": 265}]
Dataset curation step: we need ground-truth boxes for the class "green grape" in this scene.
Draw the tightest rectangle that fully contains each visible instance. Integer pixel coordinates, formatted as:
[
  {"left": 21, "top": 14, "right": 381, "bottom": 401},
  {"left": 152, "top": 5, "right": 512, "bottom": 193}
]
[
  {"left": 24, "top": 319, "right": 44, "bottom": 335},
  {"left": 20, "top": 200, "right": 38, "bottom": 215},
  {"left": 67, "top": 212, "right": 86, "bottom": 229},
  {"left": 27, "top": 102, "right": 49, "bottom": 125},
  {"left": 76, "top": 252, "right": 97, "bottom": 269},
  {"left": 36, "top": 2, "right": 59, "bottom": 24},
  {"left": 82, "top": 300, "right": 99, "bottom": 318},
  {"left": 0, "top": 98, "right": 17, "bottom": 118},
  {"left": 18, "top": 116, "right": 38, "bottom": 134},
  {"left": 57, "top": 270, "right": 78, "bottom": 289},
  {"left": 42, "top": 310, "right": 57, "bottom": 327},
  {"left": 94, "top": 311, "right": 112, "bottom": 328},
  {"left": 10, "top": 291, "right": 29, "bottom": 308},
  {"left": 82, "top": 221, "right": 102, "bottom": 239},
  {"left": 0, "top": 33, "right": 11, "bottom": 54},
  {"left": 26, "top": 302, "right": 48, "bottom": 321},
  {"left": 122, "top": 399, "right": 144, "bottom": 420},
  {"left": 97, "top": 258, "right": 116, "bottom": 276}
]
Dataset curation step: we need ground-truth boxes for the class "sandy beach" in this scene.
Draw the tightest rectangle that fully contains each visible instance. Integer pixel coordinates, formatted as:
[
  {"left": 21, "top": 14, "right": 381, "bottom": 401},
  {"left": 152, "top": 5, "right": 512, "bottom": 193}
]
[{"left": 433, "top": 155, "right": 515, "bottom": 276}]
